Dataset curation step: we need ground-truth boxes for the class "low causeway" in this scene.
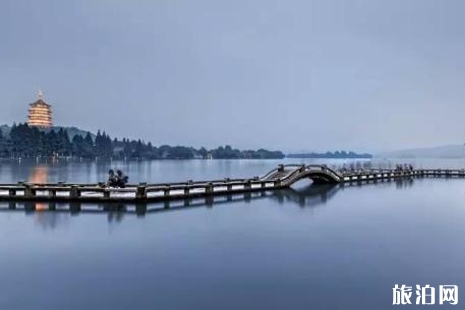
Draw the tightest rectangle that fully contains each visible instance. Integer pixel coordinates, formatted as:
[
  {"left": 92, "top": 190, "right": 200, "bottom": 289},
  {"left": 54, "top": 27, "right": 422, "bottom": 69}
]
[{"left": 0, "top": 164, "right": 464, "bottom": 204}]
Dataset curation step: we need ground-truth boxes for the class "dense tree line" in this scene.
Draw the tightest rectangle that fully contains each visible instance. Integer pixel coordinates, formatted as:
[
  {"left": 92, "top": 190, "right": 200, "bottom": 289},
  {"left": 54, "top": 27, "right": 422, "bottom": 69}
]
[
  {"left": 0, "top": 123, "right": 285, "bottom": 160},
  {"left": 210, "top": 145, "right": 284, "bottom": 159}
]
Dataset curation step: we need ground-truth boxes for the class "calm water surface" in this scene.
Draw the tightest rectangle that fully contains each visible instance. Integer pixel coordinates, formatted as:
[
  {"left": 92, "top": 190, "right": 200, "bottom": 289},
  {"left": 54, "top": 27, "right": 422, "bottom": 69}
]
[{"left": 0, "top": 159, "right": 464, "bottom": 309}]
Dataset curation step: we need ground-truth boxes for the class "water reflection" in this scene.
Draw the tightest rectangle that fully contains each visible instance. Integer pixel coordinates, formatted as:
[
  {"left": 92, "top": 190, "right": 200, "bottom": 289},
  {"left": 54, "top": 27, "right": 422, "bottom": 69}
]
[
  {"left": 395, "top": 177, "right": 414, "bottom": 189},
  {"left": 0, "top": 179, "right": 418, "bottom": 228},
  {"left": 0, "top": 184, "right": 338, "bottom": 224},
  {"left": 29, "top": 165, "right": 49, "bottom": 212},
  {"left": 102, "top": 203, "right": 127, "bottom": 223},
  {"left": 32, "top": 211, "right": 70, "bottom": 230},
  {"left": 272, "top": 183, "right": 339, "bottom": 208}
]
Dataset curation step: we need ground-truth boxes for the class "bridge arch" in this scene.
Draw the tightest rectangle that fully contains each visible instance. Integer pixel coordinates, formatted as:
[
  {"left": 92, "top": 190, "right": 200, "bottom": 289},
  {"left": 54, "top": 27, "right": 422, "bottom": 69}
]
[{"left": 260, "top": 164, "right": 343, "bottom": 187}]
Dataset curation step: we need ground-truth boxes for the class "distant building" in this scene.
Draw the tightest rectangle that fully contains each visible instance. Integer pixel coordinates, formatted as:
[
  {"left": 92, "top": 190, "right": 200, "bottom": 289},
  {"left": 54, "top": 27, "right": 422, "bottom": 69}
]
[{"left": 28, "top": 90, "right": 52, "bottom": 128}]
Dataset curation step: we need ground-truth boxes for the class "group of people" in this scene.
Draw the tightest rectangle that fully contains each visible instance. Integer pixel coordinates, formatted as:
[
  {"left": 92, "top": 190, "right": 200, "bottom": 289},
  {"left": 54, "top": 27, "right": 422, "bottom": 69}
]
[
  {"left": 106, "top": 169, "right": 129, "bottom": 188},
  {"left": 395, "top": 164, "right": 414, "bottom": 171}
]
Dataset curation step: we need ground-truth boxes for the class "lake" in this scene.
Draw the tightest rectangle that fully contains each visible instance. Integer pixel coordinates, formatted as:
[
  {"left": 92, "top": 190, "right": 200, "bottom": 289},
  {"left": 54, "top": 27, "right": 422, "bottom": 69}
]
[{"left": 0, "top": 158, "right": 464, "bottom": 309}]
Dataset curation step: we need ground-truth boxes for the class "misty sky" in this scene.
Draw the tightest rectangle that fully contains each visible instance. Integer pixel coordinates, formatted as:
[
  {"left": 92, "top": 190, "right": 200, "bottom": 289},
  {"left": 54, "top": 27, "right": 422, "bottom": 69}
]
[{"left": 2, "top": 0, "right": 465, "bottom": 152}]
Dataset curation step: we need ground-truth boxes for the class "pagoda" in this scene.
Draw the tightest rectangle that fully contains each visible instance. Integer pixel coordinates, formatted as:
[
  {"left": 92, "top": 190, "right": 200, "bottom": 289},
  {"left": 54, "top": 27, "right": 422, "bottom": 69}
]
[{"left": 28, "top": 90, "right": 52, "bottom": 128}]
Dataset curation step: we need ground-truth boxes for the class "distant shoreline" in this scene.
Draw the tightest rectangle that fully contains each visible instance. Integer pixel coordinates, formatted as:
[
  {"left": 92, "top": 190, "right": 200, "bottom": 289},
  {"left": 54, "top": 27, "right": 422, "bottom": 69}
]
[
  {"left": 287, "top": 151, "right": 372, "bottom": 159},
  {"left": 0, "top": 156, "right": 285, "bottom": 161}
]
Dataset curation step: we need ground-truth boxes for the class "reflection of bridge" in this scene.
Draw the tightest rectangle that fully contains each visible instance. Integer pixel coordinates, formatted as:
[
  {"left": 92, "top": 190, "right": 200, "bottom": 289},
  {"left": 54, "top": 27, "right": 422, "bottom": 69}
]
[
  {"left": 0, "top": 178, "right": 422, "bottom": 217},
  {"left": 0, "top": 183, "right": 341, "bottom": 217},
  {"left": 272, "top": 184, "right": 339, "bottom": 208},
  {"left": 0, "top": 164, "right": 463, "bottom": 203}
]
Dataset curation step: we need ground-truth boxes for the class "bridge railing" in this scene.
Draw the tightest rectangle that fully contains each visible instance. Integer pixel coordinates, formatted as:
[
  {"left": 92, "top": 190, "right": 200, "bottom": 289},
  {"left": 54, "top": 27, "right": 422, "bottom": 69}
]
[
  {"left": 279, "top": 165, "right": 311, "bottom": 185},
  {"left": 259, "top": 167, "right": 281, "bottom": 180}
]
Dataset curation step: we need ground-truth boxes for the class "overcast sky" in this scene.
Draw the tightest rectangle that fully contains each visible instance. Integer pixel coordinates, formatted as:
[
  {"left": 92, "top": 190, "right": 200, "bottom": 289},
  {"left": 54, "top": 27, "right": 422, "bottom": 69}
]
[{"left": 1, "top": 0, "right": 465, "bottom": 152}]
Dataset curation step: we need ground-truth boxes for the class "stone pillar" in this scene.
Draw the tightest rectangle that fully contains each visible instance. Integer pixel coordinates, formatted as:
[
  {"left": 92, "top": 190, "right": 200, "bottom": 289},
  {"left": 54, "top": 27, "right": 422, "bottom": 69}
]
[
  {"left": 205, "top": 183, "right": 214, "bottom": 195},
  {"left": 70, "top": 185, "right": 80, "bottom": 198},
  {"left": 136, "top": 186, "right": 146, "bottom": 200},
  {"left": 24, "top": 185, "right": 35, "bottom": 198},
  {"left": 49, "top": 189, "right": 56, "bottom": 198}
]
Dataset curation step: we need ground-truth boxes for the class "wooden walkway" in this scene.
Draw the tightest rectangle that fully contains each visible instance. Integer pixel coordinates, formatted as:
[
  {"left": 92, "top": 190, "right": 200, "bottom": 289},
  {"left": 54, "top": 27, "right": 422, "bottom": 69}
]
[{"left": 0, "top": 164, "right": 464, "bottom": 203}]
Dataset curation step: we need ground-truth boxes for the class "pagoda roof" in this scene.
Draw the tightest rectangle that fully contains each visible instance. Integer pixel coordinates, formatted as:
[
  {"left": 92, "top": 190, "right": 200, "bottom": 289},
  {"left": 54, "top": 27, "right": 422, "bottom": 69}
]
[{"left": 29, "top": 99, "right": 51, "bottom": 107}]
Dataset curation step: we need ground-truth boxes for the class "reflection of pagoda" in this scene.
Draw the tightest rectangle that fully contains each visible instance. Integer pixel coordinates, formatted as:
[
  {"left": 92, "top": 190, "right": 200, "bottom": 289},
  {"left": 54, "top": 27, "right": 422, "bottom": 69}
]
[
  {"left": 29, "top": 166, "right": 49, "bottom": 211},
  {"left": 28, "top": 90, "right": 52, "bottom": 128}
]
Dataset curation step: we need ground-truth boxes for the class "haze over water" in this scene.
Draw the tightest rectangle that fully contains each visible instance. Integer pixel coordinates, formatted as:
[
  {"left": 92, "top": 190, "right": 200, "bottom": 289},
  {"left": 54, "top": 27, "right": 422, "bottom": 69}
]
[
  {"left": 0, "top": 159, "right": 464, "bottom": 309},
  {"left": 2, "top": 0, "right": 465, "bottom": 308}
]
